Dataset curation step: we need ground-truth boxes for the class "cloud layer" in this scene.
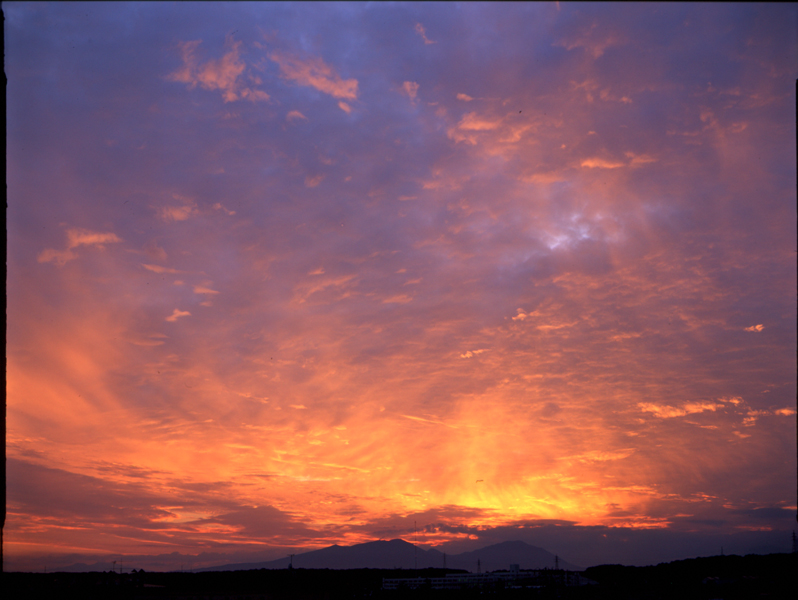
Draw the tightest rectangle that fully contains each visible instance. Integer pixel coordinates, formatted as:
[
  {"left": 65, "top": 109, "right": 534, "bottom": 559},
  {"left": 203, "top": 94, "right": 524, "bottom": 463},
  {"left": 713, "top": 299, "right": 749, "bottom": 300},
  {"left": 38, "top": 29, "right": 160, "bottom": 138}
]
[{"left": 5, "top": 2, "right": 797, "bottom": 570}]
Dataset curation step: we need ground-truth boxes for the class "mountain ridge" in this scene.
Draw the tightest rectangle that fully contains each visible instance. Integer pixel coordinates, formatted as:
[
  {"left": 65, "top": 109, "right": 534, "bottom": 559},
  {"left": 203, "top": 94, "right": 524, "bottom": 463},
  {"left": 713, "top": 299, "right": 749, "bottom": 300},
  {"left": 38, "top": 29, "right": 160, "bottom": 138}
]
[{"left": 196, "top": 539, "right": 581, "bottom": 572}]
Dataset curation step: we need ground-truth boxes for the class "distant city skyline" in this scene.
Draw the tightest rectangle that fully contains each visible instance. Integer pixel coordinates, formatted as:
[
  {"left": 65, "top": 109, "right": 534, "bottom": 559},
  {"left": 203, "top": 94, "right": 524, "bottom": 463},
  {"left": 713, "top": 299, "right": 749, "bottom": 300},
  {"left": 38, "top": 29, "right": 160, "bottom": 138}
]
[{"left": 5, "top": 1, "right": 797, "bottom": 572}]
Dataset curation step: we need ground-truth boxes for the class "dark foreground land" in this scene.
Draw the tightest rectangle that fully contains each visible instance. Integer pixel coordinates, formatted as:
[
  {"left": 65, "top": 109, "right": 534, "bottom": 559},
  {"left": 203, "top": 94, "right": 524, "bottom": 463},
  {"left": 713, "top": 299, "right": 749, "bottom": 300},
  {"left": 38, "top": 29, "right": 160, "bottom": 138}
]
[{"left": 4, "top": 553, "right": 795, "bottom": 600}]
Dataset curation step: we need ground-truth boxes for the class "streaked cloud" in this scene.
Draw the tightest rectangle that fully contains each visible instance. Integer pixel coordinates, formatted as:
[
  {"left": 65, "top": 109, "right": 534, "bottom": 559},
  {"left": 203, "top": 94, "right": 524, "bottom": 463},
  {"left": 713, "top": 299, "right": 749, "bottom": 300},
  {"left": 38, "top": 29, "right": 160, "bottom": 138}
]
[
  {"left": 193, "top": 285, "right": 220, "bottom": 295},
  {"left": 142, "top": 264, "right": 180, "bottom": 274},
  {"left": 382, "top": 294, "right": 413, "bottom": 304},
  {"left": 581, "top": 157, "right": 626, "bottom": 169},
  {"left": 638, "top": 401, "right": 727, "bottom": 419}
]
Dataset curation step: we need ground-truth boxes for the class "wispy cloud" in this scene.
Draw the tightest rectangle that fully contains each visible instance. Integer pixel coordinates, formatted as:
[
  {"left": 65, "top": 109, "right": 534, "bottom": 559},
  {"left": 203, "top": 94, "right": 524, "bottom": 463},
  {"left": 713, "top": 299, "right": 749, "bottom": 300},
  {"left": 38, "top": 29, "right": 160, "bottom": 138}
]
[
  {"left": 165, "top": 309, "right": 191, "bottom": 322},
  {"left": 415, "top": 22, "right": 437, "bottom": 45},
  {"left": 193, "top": 285, "right": 220, "bottom": 295},
  {"left": 287, "top": 110, "right": 308, "bottom": 122},
  {"left": 269, "top": 50, "right": 358, "bottom": 100},
  {"left": 158, "top": 202, "right": 197, "bottom": 222},
  {"left": 581, "top": 157, "right": 626, "bottom": 169},
  {"left": 554, "top": 23, "right": 626, "bottom": 58},
  {"left": 402, "top": 81, "right": 419, "bottom": 102},
  {"left": 142, "top": 264, "right": 180, "bottom": 274},
  {"left": 38, "top": 228, "right": 122, "bottom": 265},
  {"left": 168, "top": 36, "right": 270, "bottom": 103}
]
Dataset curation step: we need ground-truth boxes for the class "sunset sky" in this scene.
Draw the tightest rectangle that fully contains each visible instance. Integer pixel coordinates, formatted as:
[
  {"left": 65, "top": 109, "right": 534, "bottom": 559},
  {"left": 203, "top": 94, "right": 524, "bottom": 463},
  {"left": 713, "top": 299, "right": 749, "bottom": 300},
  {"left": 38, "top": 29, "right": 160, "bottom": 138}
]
[{"left": 5, "top": 2, "right": 797, "bottom": 571}]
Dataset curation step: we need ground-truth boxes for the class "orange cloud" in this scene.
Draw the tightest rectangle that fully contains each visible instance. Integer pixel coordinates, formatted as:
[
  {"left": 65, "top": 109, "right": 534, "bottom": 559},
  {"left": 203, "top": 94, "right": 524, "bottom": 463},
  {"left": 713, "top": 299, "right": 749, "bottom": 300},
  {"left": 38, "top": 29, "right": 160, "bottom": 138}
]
[
  {"left": 270, "top": 50, "right": 358, "bottom": 100},
  {"left": 158, "top": 201, "right": 197, "bottom": 222},
  {"left": 305, "top": 174, "right": 325, "bottom": 188},
  {"left": 212, "top": 202, "right": 236, "bottom": 215},
  {"left": 142, "top": 264, "right": 180, "bottom": 274},
  {"left": 38, "top": 228, "right": 122, "bottom": 265},
  {"left": 402, "top": 81, "right": 419, "bottom": 101},
  {"left": 555, "top": 25, "right": 626, "bottom": 58},
  {"left": 415, "top": 23, "right": 436, "bottom": 45},
  {"left": 193, "top": 285, "right": 220, "bottom": 295},
  {"left": 381, "top": 294, "right": 413, "bottom": 304},
  {"left": 581, "top": 157, "right": 626, "bottom": 169},
  {"left": 165, "top": 309, "right": 191, "bottom": 322},
  {"left": 457, "top": 112, "right": 502, "bottom": 131},
  {"left": 168, "top": 37, "right": 270, "bottom": 103},
  {"left": 287, "top": 110, "right": 308, "bottom": 122}
]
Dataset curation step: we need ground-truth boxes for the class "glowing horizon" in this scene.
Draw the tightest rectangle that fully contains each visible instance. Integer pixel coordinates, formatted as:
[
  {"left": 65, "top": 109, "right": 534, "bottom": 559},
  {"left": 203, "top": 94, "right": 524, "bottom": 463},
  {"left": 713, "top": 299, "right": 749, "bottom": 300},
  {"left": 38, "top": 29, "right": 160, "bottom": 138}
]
[{"left": 5, "top": 2, "right": 796, "bottom": 571}]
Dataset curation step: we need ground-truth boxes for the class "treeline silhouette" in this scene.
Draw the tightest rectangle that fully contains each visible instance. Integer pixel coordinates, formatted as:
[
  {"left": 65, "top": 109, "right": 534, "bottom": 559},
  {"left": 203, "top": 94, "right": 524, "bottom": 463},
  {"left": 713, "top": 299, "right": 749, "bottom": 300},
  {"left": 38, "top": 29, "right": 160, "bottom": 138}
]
[{"left": 4, "top": 553, "right": 795, "bottom": 599}]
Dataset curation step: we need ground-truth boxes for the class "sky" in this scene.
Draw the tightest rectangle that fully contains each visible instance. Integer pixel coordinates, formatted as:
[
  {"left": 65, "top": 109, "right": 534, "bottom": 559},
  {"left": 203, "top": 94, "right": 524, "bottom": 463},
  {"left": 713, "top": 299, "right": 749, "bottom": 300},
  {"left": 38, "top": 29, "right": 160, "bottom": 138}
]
[{"left": 4, "top": 1, "right": 797, "bottom": 572}]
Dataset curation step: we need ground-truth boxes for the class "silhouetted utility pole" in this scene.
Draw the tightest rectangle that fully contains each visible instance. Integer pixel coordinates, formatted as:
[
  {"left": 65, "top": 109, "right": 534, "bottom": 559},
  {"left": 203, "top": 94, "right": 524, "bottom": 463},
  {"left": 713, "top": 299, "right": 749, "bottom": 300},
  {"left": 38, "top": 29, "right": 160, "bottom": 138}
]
[{"left": 288, "top": 554, "right": 295, "bottom": 569}]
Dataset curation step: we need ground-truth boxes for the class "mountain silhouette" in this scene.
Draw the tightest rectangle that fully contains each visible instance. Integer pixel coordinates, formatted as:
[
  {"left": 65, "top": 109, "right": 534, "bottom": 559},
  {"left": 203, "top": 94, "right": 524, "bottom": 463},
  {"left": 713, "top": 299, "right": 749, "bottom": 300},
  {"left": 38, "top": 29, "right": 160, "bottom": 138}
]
[
  {"left": 446, "top": 540, "right": 580, "bottom": 572},
  {"left": 198, "top": 539, "right": 581, "bottom": 572}
]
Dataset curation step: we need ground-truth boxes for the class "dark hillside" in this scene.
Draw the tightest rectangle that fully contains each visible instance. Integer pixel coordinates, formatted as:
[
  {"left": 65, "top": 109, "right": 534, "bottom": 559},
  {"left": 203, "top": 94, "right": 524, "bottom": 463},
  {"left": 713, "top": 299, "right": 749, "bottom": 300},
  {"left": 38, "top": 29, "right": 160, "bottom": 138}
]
[
  {"left": 582, "top": 552, "right": 795, "bottom": 599},
  {"left": 4, "top": 553, "right": 794, "bottom": 600}
]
